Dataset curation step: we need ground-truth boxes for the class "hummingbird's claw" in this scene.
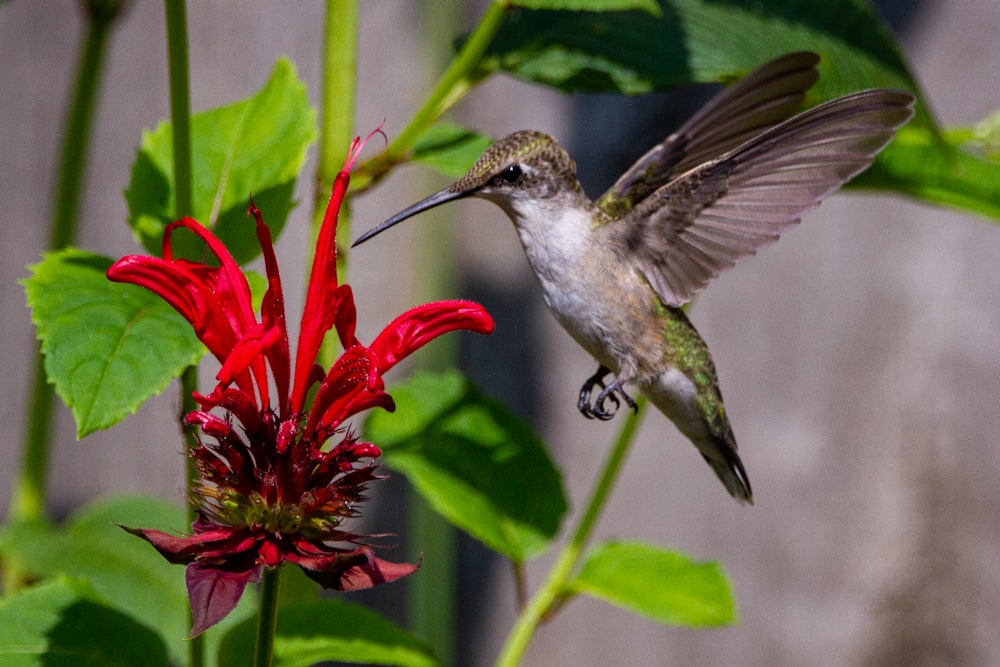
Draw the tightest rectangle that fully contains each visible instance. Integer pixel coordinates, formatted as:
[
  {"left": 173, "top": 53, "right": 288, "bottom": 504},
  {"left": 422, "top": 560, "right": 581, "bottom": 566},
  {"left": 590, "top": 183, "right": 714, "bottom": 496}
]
[
  {"left": 578, "top": 366, "right": 637, "bottom": 420},
  {"left": 594, "top": 381, "right": 638, "bottom": 420},
  {"left": 591, "top": 387, "right": 621, "bottom": 420},
  {"left": 578, "top": 366, "right": 612, "bottom": 419}
]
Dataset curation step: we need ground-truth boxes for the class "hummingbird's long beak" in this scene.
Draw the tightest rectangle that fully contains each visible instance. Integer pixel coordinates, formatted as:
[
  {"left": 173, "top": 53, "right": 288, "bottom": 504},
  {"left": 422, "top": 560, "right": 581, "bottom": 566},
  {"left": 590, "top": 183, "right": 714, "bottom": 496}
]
[{"left": 352, "top": 186, "right": 473, "bottom": 247}]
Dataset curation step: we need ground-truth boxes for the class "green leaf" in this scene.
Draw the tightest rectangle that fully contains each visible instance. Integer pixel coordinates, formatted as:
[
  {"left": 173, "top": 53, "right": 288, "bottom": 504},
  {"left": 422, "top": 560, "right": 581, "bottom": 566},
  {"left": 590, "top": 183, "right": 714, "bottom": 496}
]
[
  {"left": 0, "top": 577, "right": 169, "bottom": 667},
  {"left": 481, "top": 0, "right": 923, "bottom": 111},
  {"left": 511, "top": 0, "right": 661, "bottom": 14},
  {"left": 567, "top": 540, "right": 736, "bottom": 627},
  {"left": 853, "top": 121, "right": 1000, "bottom": 223},
  {"left": 22, "top": 248, "right": 204, "bottom": 437},
  {"left": 217, "top": 598, "right": 441, "bottom": 667},
  {"left": 411, "top": 122, "right": 494, "bottom": 178},
  {"left": 0, "top": 496, "right": 255, "bottom": 666},
  {"left": 126, "top": 56, "right": 316, "bottom": 264},
  {"left": 0, "top": 498, "right": 189, "bottom": 664},
  {"left": 364, "top": 370, "right": 567, "bottom": 561}
]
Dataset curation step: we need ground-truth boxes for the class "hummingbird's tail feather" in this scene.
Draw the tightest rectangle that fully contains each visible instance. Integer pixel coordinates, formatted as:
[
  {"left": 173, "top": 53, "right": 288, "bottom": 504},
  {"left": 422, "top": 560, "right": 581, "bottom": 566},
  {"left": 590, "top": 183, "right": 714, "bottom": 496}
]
[
  {"left": 644, "top": 376, "right": 754, "bottom": 505},
  {"left": 704, "top": 448, "right": 753, "bottom": 505}
]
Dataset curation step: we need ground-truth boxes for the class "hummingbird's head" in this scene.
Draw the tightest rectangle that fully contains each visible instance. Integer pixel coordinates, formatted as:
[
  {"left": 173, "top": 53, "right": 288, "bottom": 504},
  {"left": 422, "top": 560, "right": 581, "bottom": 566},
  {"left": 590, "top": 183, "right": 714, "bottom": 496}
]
[
  {"left": 451, "top": 130, "right": 581, "bottom": 205},
  {"left": 353, "top": 130, "right": 584, "bottom": 247}
]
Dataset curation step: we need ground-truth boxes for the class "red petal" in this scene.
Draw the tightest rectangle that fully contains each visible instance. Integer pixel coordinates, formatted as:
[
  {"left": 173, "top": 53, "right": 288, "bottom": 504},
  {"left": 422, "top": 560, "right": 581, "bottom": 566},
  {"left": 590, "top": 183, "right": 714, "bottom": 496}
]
[
  {"left": 121, "top": 524, "right": 262, "bottom": 564},
  {"left": 332, "top": 284, "right": 359, "bottom": 349},
  {"left": 107, "top": 255, "right": 205, "bottom": 328},
  {"left": 120, "top": 526, "right": 206, "bottom": 564},
  {"left": 369, "top": 300, "right": 494, "bottom": 373},
  {"left": 248, "top": 202, "right": 292, "bottom": 415},
  {"left": 191, "top": 387, "right": 264, "bottom": 435},
  {"left": 292, "top": 128, "right": 383, "bottom": 406},
  {"left": 186, "top": 560, "right": 261, "bottom": 637},
  {"left": 338, "top": 555, "right": 418, "bottom": 590},
  {"left": 163, "top": 218, "right": 256, "bottom": 320},
  {"left": 108, "top": 217, "right": 266, "bottom": 401},
  {"left": 291, "top": 546, "right": 418, "bottom": 591},
  {"left": 292, "top": 171, "right": 350, "bottom": 413},
  {"left": 306, "top": 346, "right": 394, "bottom": 436}
]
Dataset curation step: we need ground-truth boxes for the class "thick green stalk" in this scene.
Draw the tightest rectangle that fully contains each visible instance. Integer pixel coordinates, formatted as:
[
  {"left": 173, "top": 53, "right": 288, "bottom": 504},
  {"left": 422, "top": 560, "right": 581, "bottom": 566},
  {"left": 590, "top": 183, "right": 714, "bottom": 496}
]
[
  {"left": 495, "top": 399, "right": 647, "bottom": 667},
  {"left": 352, "top": 0, "right": 509, "bottom": 192},
  {"left": 163, "top": 0, "right": 197, "bottom": 491},
  {"left": 164, "top": 0, "right": 193, "bottom": 218},
  {"left": 254, "top": 567, "right": 282, "bottom": 667},
  {"left": 9, "top": 0, "right": 121, "bottom": 533},
  {"left": 163, "top": 2, "right": 204, "bottom": 664}
]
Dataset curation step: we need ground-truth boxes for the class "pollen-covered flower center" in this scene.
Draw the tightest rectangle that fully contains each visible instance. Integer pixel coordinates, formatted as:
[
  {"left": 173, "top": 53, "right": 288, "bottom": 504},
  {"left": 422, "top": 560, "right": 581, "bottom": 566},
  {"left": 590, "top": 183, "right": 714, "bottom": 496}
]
[
  {"left": 247, "top": 490, "right": 344, "bottom": 536},
  {"left": 202, "top": 484, "right": 350, "bottom": 538},
  {"left": 191, "top": 424, "right": 371, "bottom": 540}
]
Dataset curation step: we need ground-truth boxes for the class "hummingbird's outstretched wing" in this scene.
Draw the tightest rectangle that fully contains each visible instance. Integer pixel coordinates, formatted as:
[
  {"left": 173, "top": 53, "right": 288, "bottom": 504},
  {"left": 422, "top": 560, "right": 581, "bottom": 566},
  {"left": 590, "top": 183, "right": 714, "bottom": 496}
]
[
  {"left": 597, "top": 51, "right": 821, "bottom": 218},
  {"left": 614, "top": 89, "right": 915, "bottom": 308}
]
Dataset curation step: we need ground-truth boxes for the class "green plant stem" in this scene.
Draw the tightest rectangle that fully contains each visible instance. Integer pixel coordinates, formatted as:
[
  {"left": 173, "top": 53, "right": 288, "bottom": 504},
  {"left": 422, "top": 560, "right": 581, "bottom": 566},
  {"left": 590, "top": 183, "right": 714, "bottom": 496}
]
[
  {"left": 495, "top": 398, "right": 647, "bottom": 667},
  {"left": 8, "top": 0, "right": 121, "bottom": 563},
  {"left": 164, "top": 0, "right": 196, "bottom": 521},
  {"left": 164, "top": 0, "right": 193, "bottom": 218},
  {"left": 163, "top": 3, "right": 204, "bottom": 664},
  {"left": 254, "top": 568, "right": 282, "bottom": 667},
  {"left": 351, "top": 0, "right": 509, "bottom": 192},
  {"left": 314, "top": 0, "right": 358, "bottom": 370}
]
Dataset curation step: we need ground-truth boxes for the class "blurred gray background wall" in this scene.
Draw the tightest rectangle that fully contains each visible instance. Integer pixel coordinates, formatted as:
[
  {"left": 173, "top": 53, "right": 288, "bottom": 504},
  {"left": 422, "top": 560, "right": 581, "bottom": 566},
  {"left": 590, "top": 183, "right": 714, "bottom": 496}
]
[{"left": 2, "top": 2, "right": 999, "bottom": 665}]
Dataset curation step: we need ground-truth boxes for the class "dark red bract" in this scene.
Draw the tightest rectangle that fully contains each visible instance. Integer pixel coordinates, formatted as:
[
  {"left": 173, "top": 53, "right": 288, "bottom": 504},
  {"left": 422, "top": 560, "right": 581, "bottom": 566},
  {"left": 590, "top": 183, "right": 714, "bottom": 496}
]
[{"left": 107, "top": 131, "right": 494, "bottom": 636}]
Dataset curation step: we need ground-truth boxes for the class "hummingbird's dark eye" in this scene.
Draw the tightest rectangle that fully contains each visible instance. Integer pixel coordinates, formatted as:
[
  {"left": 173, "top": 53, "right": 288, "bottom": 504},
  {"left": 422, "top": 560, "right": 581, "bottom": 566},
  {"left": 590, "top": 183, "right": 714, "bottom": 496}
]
[{"left": 499, "top": 164, "right": 524, "bottom": 185}]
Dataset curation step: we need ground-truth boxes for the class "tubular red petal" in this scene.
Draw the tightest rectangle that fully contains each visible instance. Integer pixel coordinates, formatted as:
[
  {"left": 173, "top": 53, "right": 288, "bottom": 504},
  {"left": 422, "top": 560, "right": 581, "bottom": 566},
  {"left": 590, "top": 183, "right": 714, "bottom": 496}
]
[
  {"left": 108, "top": 217, "right": 263, "bottom": 400},
  {"left": 332, "top": 284, "right": 359, "bottom": 350},
  {"left": 214, "top": 323, "right": 285, "bottom": 409},
  {"left": 306, "top": 346, "right": 381, "bottom": 436},
  {"left": 314, "top": 389, "right": 395, "bottom": 441},
  {"left": 107, "top": 255, "right": 208, "bottom": 329},
  {"left": 185, "top": 411, "right": 231, "bottom": 439},
  {"left": 165, "top": 218, "right": 256, "bottom": 321},
  {"left": 193, "top": 386, "right": 265, "bottom": 436},
  {"left": 292, "top": 170, "right": 351, "bottom": 413},
  {"left": 369, "top": 300, "right": 495, "bottom": 373},
  {"left": 248, "top": 201, "right": 292, "bottom": 415}
]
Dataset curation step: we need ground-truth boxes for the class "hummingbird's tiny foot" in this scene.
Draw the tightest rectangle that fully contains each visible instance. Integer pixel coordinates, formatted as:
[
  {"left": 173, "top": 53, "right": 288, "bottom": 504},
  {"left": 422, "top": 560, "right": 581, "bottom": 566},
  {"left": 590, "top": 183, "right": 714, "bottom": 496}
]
[
  {"left": 578, "top": 366, "right": 613, "bottom": 419},
  {"left": 589, "top": 392, "right": 618, "bottom": 421},
  {"left": 591, "top": 380, "right": 636, "bottom": 420},
  {"left": 623, "top": 388, "right": 638, "bottom": 415}
]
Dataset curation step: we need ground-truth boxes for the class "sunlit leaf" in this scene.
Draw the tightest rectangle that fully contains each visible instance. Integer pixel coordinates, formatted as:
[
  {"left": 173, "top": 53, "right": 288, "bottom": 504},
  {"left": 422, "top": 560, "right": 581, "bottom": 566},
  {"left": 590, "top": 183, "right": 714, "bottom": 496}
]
[
  {"left": 481, "top": 0, "right": 925, "bottom": 119},
  {"left": 568, "top": 540, "right": 736, "bottom": 627},
  {"left": 126, "top": 56, "right": 315, "bottom": 264},
  {"left": 854, "top": 121, "right": 1000, "bottom": 223},
  {"left": 22, "top": 249, "right": 204, "bottom": 437}
]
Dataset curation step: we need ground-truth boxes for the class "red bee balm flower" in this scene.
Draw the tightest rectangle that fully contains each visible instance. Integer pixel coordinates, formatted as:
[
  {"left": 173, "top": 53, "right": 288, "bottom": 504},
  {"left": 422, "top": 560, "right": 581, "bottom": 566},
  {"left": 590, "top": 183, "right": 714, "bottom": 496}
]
[{"left": 107, "top": 131, "right": 494, "bottom": 636}]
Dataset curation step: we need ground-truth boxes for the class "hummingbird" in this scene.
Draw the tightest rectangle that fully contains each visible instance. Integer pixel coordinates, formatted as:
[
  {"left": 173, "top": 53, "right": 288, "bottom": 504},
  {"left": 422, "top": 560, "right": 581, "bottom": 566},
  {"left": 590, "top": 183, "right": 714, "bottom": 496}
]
[{"left": 353, "top": 52, "right": 915, "bottom": 504}]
